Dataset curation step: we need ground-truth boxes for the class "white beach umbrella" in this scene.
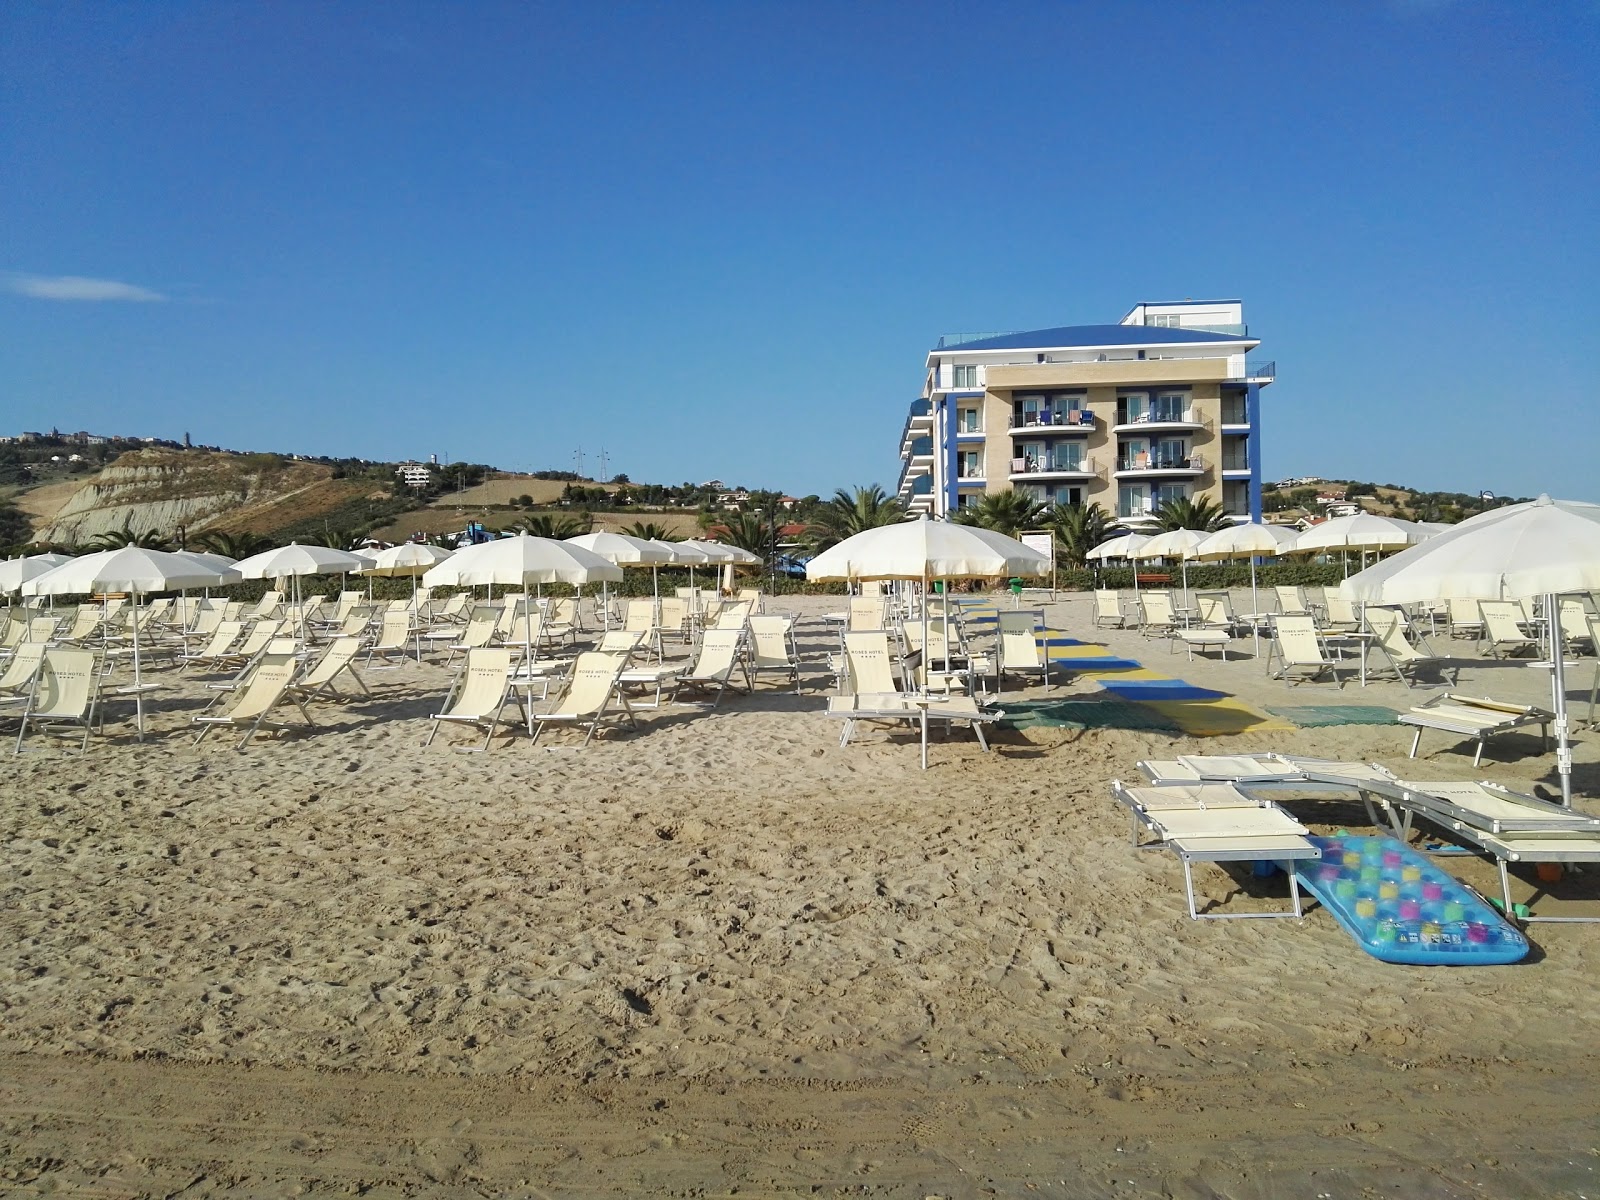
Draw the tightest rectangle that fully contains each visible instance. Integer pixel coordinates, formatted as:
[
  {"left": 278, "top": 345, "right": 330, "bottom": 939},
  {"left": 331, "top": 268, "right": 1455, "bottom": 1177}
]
[
  {"left": 423, "top": 535, "right": 623, "bottom": 679},
  {"left": 0, "top": 552, "right": 73, "bottom": 597},
  {"left": 234, "top": 543, "right": 369, "bottom": 640},
  {"left": 1085, "top": 532, "right": 1149, "bottom": 562},
  {"left": 1133, "top": 528, "right": 1209, "bottom": 602},
  {"left": 566, "top": 532, "right": 675, "bottom": 625},
  {"left": 360, "top": 544, "right": 453, "bottom": 652},
  {"left": 1191, "top": 523, "right": 1301, "bottom": 651},
  {"left": 1343, "top": 495, "right": 1600, "bottom": 807},
  {"left": 24, "top": 546, "right": 237, "bottom": 735},
  {"left": 1292, "top": 513, "right": 1428, "bottom": 553},
  {"left": 807, "top": 516, "right": 1048, "bottom": 768}
]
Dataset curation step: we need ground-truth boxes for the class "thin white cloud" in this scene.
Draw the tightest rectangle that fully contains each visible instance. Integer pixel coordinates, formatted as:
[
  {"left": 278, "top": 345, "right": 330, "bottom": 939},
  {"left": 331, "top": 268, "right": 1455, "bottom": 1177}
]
[{"left": 5, "top": 273, "right": 167, "bottom": 302}]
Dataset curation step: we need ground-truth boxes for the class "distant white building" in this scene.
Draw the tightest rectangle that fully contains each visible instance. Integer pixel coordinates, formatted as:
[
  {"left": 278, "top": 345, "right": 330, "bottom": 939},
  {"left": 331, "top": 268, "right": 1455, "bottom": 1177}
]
[{"left": 395, "top": 462, "right": 435, "bottom": 488}]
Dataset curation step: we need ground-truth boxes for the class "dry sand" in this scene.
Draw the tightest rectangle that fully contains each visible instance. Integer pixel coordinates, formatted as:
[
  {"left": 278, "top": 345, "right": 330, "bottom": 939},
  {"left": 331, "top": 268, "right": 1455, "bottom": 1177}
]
[{"left": 2, "top": 591, "right": 1598, "bottom": 1196}]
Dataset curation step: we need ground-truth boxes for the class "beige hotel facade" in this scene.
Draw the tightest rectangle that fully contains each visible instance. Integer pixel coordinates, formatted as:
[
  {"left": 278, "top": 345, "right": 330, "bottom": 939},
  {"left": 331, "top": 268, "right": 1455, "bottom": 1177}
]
[{"left": 897, "top": 300, "right": 1274, "bottom": 526}]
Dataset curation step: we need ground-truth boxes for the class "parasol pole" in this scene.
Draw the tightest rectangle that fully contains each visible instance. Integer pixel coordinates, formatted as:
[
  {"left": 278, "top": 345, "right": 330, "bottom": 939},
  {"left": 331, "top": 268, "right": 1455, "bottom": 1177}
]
[
  {"left": 1549, "top": 589, "right": 1573, "bottom": 808},
  {"left": 131, "top": 586, "right": 146, "bottom": 740}
]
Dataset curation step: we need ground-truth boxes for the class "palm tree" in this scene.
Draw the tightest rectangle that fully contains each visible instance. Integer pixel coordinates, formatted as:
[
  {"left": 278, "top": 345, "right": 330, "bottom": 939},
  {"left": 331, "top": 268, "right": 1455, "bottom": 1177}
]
[
  {"left": 623, "top": 521, "right": 676, "bottom": 542},
  {"left": 1048, "top": 501, "right": 1113, "bottom": 568},
  {"left": 309, "top": 527, "right": 366, "bottom": 551},
  {"left": 718, "top": 511, "right": 773, "bottom": 558},
  {"left": 952, "top": 489, "right": 1047, "bottom": 538},
  {"left": 89, "top": 525, "right": 174, "bottom": 551},
  {"left": 805, "top": 485, "right": 904, "bottom": 552},
  {"left": 1155, "top": 495, "right": 1229, "bottom": 532},
  {"left": 516, "top": 513, "right": 589, "bottom": 539},
  {"left": 195, "top": 529, "right": 276, "bottom": 559}
]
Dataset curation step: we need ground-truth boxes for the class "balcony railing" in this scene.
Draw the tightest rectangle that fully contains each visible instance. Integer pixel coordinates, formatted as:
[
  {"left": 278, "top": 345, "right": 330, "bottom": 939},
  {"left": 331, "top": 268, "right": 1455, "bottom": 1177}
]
[
  {"left": 1221, "top": 459, "right": 1250, "bottom": 472},
  {"left": 1118, "top": 503, "right": 1158, "bottom": 521},
  {"left": 1245, "top": 359, "right": 1275, "bottom": 380},
  {"left": 1010, "top": 409, "right": 1095, "bottom": 431},
  {"left": 1114, "top": 410, "right": 1208, "bottom": 429},
  {"left": 1010, "top": 456, "right": 1100, "bottom": 478},
  {"left": 1115, "top": 454, "right": 1207, "bottom": 473}
]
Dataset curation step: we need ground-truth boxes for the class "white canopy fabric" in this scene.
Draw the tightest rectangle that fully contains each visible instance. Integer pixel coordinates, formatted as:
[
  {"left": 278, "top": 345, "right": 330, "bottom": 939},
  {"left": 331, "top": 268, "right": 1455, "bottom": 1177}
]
[
  {"left": 234, "top": 543, "right": 370, "bottom": 579},
  {"left": 0, "top": 552, "right": 74, "bottom": 595},
  {"left": 1292, "top": 513, "right": 1428, "bottom": 553},
  {"left": 565, "top": 532, "right": 675, "bottom": 566},
  {"left": 1190, "top": 523, "right": 1299, "bottom": 561},
  {"left": 420, "top": 535, "right": 623, "bottom": 589},
  {"left": 359, "top": 543, "right": 453, "bottom": 577},
  {"left": 1341, "top": 495, "right": 1600, "bottom": 808},
  {"left": 1134, "top": 528, "right": 1209, "bottom": 561},
  {"left": 804, "top": 515, "right": 1049, "bottom": 582},
  {"left": 24, "top": 546, "right": 239, "bottom": 735},
  {"left": 1085, "top": 532, "right": 1150, "bottom": 562}
]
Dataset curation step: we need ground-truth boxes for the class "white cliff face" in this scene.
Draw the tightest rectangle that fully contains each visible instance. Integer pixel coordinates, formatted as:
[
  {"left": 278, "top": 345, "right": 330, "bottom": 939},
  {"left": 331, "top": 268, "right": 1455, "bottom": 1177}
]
[{"left": 35, "top": 451, "right": 322, "bottom": 544}]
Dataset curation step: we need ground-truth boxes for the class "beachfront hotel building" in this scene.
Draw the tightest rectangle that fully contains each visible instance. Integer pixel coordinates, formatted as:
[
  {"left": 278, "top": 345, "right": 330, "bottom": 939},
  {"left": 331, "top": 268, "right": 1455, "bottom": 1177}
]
[{"left": 896, "top": 300, "right": 1274, "bottom": 526}]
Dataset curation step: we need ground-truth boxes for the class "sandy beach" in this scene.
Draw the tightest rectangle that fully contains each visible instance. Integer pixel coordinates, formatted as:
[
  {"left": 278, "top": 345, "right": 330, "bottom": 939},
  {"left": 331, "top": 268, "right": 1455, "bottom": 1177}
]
[{"left": 3, "top": 590, "right": 1598, "bottom": 1196}]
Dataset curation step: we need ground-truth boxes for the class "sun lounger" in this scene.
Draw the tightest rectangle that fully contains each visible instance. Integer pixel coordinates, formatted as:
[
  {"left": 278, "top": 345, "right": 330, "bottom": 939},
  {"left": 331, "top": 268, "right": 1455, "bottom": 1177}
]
[
  {"left": 1134, "top": 755, "right": 1403, "bottom": 830},
  {"left": 1399, "top": 692, "right": 1553, "bottom": 765},
  {"left": 1111, "top": 781, "right": 1317, "bottom": 919},
  {"left": 425, "top": 647, "right": 518, "bottom": 752},
  {"left": 530, "top": 651, "right": 636, "bottom": 747},
  {"left": 193, "top": 651, "right": 314, "bottom": 748},
  {"left": 826, "top": 691, "right": 1002, "bottom": 770}
]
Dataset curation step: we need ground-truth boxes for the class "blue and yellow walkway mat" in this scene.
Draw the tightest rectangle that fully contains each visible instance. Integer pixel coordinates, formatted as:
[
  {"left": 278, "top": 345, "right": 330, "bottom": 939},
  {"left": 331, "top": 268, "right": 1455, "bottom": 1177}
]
[
  {"left": 999, "top": 697, "right": 1180, "bottom": 733},
  {"left": 1040, "top": 632, "right": 1293, "bottom": 737},
  {"left": 1266, "top": 704, "right": 1402, "bottom": 728}
]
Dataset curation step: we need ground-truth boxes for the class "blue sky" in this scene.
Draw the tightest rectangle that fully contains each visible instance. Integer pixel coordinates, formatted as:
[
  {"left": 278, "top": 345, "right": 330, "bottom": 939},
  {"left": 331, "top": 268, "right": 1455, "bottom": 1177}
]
[{"left": 3, "top": 1, "right": 1596, "bottom": 500}]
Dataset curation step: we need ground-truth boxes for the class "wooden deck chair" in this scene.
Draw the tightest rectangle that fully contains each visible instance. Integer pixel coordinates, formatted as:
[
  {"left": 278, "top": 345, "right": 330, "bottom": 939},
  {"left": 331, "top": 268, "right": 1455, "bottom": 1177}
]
[
  {"left": 248, "top": 590, "right": 284, "bottom": 621},
  {"left": 289, "top": 636, "right": 368, "bottom": 702},
  {"left": 671, "top": 628, "right": 750, "bottom": 707},
  {"left": 1267, "top": 614, "right": 1345, "bottom": 686},
  {"left": 995, "top": 611, "right": 1050, "bottom": 693},
  {"left": 530, "top": 651, "right": 635, "bottom": 746},
  {"left": 1137, "top": 590, "right": 1179, "bottom": 638},
  {"left": 847, "top": 595, "right": 886, "bottom": 632},
  {"left": 178, "top": 619, "right": 247, "bottom": 673},
  {"left": 747, "top": 615, "right": 800, "bottom": 690},
  {"left": 15, "top": 648, "right": 102, "bottom": 753},
  {"left": 0, "top": 641, "right": 48, "bottom": 707},
  {"left": 193, "top": 651, "right": 313, "bottom": 748},
  {"left": 1274, "top": 585, "right": 1310, "bottom": 617},
  {"left": 425, "top": 647, "right": 517, "bottom": 752},
  {"left": 1363, "top": 605, "right": 1451, "bottom": 689},
  {"left": 1479, "top": 600, "right": 1538, "bottom": 658},
  {"left": 1092, "top": 589, "right": 1125, "bottom": 629},
  {"left": 365, "top": 608, "right": 417, "bottom": 668}
]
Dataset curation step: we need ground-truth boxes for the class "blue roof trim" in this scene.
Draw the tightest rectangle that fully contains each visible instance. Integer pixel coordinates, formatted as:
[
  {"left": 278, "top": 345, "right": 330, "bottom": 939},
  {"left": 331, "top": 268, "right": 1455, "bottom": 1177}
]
[{"left": 937, "top": 324, "right": 1244, "bottom": 352}]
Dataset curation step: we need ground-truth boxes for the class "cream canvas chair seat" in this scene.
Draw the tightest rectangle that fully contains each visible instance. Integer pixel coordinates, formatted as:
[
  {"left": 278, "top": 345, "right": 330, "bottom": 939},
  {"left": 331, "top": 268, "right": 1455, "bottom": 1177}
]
[
  {"left": 1092, "top": 589, "right": 1125, "bottom": 629},
  {"left": 736, "top": 587, "right": 764, "bottom": 614},
  {"left": 289, "top": 636, "right": 369, "bottom": 702},
  {"left": 1266, "top": 614, "right": 1346, "bottom": 686},
  {"left": 1363, "top": 605, "right": 1451, "bottom": 689},
  {"left": 655, "top": 597, "right": 691, "bottom": 653},
  {"left": 1478, "top": 600, "right": 1538, "bottom": 658},
  {"left": 14, "top": 648, "right": 102, "bottom": 753},
  {"left": 212, "top": 619, "right": 285, "bottom": 671},
  {"left": 1110, "top": 781, "right": 1317, "bottom": 920},
  {"left": 670, "top": 628, "right": 750, "bottom": 707},
  {"left": 847, "top": 594, "right": 886, "bottom": 633},
  {"left": 193, "top": 651, "right": 314, "bottom": 749},
  {"left": 425, "top": 647, "right": 518, "bottom": 752},
  {"left": 365, "top": 608, "right": 419, "bottom": 668},
  {"left": 178, "top": 620, "right": 247, "bottom": 674},
  {"left": 54, "top": 606, "right": 105, "bottom": 645},
  {"left": 1274, "top": 585, "right": 1311, "bottom": 617},
  {"left": 747, "top": 615, "right": 801, "bottom": 690},
  {"left": 1320, "top": 595, "right": 1360, "bottom": 633},
  {"left": 433, "top": 604, "right": 502, "bottom": 666},
  {"left": 0, "top": 641, "right": 50, "bottom": 708},
  {"left": 712, "top": 600, "right": 753, "bottom": 630},
  {"left": 1447, "top": 596, "right": 1485, "bottom": 641},
  {"left": 530, "top": 651, "right": 636, "bottom": 746},
  {"left": 840, "top": 629, "right": 906, "bottom": 696},
  {"left": 248, "top": 590, "right": 284, "bottom": 621},
  {"left": 428, "top": 592, "right": 470, "bottom": 626},
  {"left": 1398, "top": 693, "right": 1553, "bottom": 765},
  {"left": 995, "top": 610, "right": 1050, "bottom": 692},
  {"left": 1137, "top": 590, "right": 1179, "bottom": 638},
  {"left": 596, "top": 629, "right": 646, "bottom": 657}
]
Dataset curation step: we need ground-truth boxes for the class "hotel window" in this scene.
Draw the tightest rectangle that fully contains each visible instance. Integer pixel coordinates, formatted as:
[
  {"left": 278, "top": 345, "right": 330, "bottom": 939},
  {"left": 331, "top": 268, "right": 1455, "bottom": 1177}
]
[
  {"left": 1017, "top": 395, "right": 1045, "bottom": 425},
  {"left": 957, "top": 407, "right": 981, "bottom": 433},
  {"left": 1153, "top": 482, "right": 1190, "bottom": 508},
  {"left": 957, "top": 449, "right": 982, "bottom": 478},
  {"left": 1146, "top": 314, "right": 1181, "bottom": 327},
  {"left": 953, "top": 364, "right": 978, "bottom": 388},
  {"left": 1120, "top": 392, "right": 1148, "bottom": 423},
  {"left": 1118, "top": 485, "right": 1151, "bottom": 518},
  {"left": 1151, "top": 390, "right": 1189, "bottom": 422}
]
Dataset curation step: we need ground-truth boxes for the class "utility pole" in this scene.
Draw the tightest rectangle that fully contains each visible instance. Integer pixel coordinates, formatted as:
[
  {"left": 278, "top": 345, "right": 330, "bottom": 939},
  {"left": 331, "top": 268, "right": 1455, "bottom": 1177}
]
[
  {"left": 574, "top": 445, "right": 585, "bottom": 479},
  {"left": 597, "top": 446, "right": 609, "bottom": 482}
]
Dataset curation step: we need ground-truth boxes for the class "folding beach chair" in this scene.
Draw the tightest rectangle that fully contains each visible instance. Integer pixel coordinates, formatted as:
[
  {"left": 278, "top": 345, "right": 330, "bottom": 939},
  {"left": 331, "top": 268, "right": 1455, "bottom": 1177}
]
[
  {"left": 1274, "top": 585, "right": 1311, "bottom": 617},
  {"left": 747, "top": 615, "right": 801, "bottom": 691},
  {"left": 712, "top": 600, "right": 753, "bottom": 631},
  {"left": 656, "top": 597, "right": 691, "bottom": 652},
  {"left": 14, "top": 648, "right": 102, "bottom": 753},
  {"left": 1446, "top": 597, "right": 1485, "bottom": 641},
  {"left": 544, "top": 597, "right": 580, "bottom": 640},
  {"left": 670, "top": 628, "right": 750, "bottom": 707},
  {"left": 434, "top": 604, "right": 502, "bottom": 666},
  {"left": 826, "top": 691, "right": 1002, "bottom": 766},
  {"left": 1093, "top": 589, "right": 1125, "bottom": 629},
  {"left": 1363, "top": 605, "right": 1451, "bottom": 689},
  {"left": 193, "top": 651, "right": 314, "bottom": 749},
  {"left": 1320, "top": 595, "right": 1360, "bottom": 633},
  {"left": 1266, "top": 615, "right": 1346, "bottom": 686},
  {"left": 995, "top": 610, "right": 1050, "bottom": 692},
  {"left": 1137, "top": 590, "right": 1180, "bottom": 638},
  {"left": 1478, "top": 601, "right": 1538, "bottom": 658},
  {"left": 177, "top": 620, "right": 247, "bottom": 674},
  {"left": 596, "top": 629, "right": 646, "bottom": 657},
  {"left": 841, "top": 629, "right": 907, "bottom": 695},
  {"left": 1110, "top": 780, "right": 1317, "bottom": 919},
  {"left": 288, "top": 636, "right": 369, "bottom": 702},
  {"left": 847, "top": 595, "right": 886, "bottom": 633},
  {"left": 1398, "top": 693, "right": 1553, "bottom": 765},
  {"left": 0, "top": 641, "right": 49, "bottom": 707},
  {"left": 365, "top": 608, "right": 418, "bottom": 668},
  {"left": 248, "top": 590, "right": 284, "bottom": 621},
  {"left": 425, "top": 647, "right": 518, "bottom": 752},
  {"left": 530, "top": 651, "right": 636, "bottom": 746},
  {"left": 737, "top": 587, "right": 764, "bottom": 614},
  {"left": 213, "top": 619, "right": 285, "bottom": 671}
]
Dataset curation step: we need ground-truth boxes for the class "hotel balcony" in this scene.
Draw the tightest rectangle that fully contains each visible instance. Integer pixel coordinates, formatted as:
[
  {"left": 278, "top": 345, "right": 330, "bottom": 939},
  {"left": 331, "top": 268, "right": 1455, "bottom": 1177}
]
[
  {"left": 1009, "top": 456, "right": 1103, "bottom": 483},
  {"left": 1112, "top": 411, "right": 1209, "bottom": 434},
  {"left": 1114, "top": 453, "right": 1207, "bottom": 478},
  {"left": 1221, "top": 458, "right": 1251, "bottom": 476},
  {"left": 1008, "top": 410, "right": 1096, "bottom": 432},
  {"left": 899, "top": 399, "right": 933, "bottom": 455}
]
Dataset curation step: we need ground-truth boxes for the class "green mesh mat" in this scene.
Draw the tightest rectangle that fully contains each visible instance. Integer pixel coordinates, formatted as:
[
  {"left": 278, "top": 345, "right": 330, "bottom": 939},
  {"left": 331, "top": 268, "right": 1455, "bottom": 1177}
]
[
  {"left": 1264, "top": 704, "right": 1403, "bottom": 728},
  {"left": 999, "top": 697, "right": 1182, "bottom": 733}
]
